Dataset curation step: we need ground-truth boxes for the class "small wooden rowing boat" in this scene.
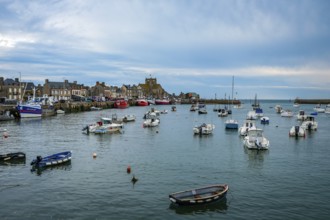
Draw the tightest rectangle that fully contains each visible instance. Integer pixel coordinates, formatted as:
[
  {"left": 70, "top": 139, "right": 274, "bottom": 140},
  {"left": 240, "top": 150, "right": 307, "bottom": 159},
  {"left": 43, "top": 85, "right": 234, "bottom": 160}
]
[
  {"left": 30, "top": 151, "right": 72, "bottom": 168},
  {"left": 0, "top": 152, "right": 26, "bottom": 161},
  {"left": 169, "top": 184, "right": 228, "bottom": 206}
]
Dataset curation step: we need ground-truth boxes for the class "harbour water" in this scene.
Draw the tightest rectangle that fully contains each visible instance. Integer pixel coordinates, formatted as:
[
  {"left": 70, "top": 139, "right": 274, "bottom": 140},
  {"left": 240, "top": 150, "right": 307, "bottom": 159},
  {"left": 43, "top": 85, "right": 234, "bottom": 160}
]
[{"left": 1, "top": 100, "right": 330, "bottom": 219}]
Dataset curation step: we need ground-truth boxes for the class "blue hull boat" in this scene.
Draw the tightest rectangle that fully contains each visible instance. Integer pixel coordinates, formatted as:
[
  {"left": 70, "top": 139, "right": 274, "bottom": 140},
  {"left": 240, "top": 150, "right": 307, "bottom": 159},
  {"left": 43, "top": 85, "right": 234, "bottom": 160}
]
[{"left": 31, "top": 151, "right": 72, "bottom": 168}]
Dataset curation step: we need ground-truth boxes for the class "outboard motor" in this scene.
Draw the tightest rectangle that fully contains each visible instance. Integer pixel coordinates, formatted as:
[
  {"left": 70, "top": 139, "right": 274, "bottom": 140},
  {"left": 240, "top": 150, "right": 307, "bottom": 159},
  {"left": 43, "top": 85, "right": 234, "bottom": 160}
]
[
  {"left": 295, "top": 126, "right": 300, "bottom": 137},
  {"left": 308, "top": 123, "right": 312, "bottom": 131},
  {"left": 31, "top": 155, "right": 42, "bottom": 166}
]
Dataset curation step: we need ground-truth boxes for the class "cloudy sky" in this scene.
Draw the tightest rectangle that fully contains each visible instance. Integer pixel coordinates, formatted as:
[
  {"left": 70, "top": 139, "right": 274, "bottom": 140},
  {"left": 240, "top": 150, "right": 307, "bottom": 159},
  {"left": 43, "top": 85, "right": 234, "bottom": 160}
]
[{"left": 1, "top": 0, "right": 330, "bottom": 99}]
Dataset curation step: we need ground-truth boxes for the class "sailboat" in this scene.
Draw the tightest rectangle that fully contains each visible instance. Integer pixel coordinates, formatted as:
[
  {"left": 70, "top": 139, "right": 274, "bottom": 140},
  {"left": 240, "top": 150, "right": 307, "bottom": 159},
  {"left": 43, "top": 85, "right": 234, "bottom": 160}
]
[{"left": 225, "top": 76, "right": 238, "bottom": 129}]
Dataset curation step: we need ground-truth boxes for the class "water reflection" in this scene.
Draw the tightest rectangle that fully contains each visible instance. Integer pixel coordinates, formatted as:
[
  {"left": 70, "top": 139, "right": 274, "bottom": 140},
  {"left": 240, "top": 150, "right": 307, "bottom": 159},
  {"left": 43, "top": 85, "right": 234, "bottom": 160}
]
[
  {"left": 31, "top": 161, "right": 72, "bottom": 176},
  {"left": 0, "top": 158, "right": 26, "bottom": 166},
  {"left": 244, "top": 147, "right": 269, "bottom": 169},
  {"left": 168, "top": 198, "right": 228, "bottom": 215}
]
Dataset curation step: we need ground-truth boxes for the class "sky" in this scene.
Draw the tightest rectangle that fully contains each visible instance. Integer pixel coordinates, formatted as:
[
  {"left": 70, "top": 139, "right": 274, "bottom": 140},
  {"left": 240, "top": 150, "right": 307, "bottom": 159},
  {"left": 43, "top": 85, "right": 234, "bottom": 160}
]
[{"left": 1, "top": 0, "right": 330, "bottom": 100}]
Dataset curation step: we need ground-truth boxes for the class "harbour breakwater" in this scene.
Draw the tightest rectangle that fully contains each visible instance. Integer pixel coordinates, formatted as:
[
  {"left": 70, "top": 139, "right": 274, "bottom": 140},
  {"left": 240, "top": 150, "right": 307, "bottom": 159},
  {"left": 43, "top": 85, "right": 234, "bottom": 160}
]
[{"left": 294, "top": 98, "right": 330, "bottom": 104}]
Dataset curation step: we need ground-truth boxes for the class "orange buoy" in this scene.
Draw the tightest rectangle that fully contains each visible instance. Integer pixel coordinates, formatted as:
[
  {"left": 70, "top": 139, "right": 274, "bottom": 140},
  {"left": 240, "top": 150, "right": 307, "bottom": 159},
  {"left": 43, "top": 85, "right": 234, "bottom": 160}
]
[{"left": 127, "top": 165, "right": 131, "bottom": 173}]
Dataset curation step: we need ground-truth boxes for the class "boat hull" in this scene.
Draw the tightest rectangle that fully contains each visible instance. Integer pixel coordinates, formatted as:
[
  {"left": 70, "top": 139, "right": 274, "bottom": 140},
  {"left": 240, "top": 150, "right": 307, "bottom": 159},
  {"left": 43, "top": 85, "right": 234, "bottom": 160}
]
[
  {"left": 136, "top": 99, "right": 149, "bottom": 106},
  {"left": 169, "top": 184, "right": 228, "bottom": 206},
  {"left": 0, "top": 152, "right": 26, "bottom": 161},
  {"left": 155, "top": 99, "right": 170, "bottom": 105},
  {"left": 113, "top": 100, "right": 129, "bottom": 109},
  {"left": 17, "top": 104, "right": 42, "bottom": 118},
  {"left": 31, "top": 151, "right": 72, "bottom": 168}
]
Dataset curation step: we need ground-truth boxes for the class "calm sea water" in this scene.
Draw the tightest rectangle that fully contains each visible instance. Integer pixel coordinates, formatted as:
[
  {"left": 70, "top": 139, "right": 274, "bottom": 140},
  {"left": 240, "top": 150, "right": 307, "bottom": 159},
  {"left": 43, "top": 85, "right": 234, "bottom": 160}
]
[{"left": 1, "top": 100, "right": 330, "bottom": 219}]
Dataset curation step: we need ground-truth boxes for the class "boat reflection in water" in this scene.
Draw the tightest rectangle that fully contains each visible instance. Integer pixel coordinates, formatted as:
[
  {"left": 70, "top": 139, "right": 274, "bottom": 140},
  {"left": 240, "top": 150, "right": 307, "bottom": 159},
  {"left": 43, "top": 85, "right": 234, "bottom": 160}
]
[
  {"left": 244, "top": 146, "right": 269, "bottom": 169},
  {"left": 0, "top": 159, "right": 26, "bottom": 166},
  {"left": 169, "top": 197, "right": 228, "bottom": 215},
  {"left": 31, "top": 161, "right": 72, "bottom": 176}
]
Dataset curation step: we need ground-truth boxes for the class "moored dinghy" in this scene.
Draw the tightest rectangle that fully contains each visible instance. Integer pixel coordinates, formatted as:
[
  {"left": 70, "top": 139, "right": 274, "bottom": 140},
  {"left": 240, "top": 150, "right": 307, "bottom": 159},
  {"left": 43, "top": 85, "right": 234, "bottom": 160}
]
[
  {"left": 30, "top": 151, "right": 72, "bottom": 169},
  {"left": 0, "top": 152, "right": 26, "bottom": 161},
  {"left": 169, "top": 184, "right": 228, "bottom": 206}
]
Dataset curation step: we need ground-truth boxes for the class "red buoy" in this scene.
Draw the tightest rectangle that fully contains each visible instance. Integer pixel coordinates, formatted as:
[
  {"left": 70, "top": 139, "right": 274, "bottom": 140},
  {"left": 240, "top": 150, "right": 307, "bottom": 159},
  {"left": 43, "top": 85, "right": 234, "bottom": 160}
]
[{"left": 127, "top": 165, "right": 131, "bottom": 173}]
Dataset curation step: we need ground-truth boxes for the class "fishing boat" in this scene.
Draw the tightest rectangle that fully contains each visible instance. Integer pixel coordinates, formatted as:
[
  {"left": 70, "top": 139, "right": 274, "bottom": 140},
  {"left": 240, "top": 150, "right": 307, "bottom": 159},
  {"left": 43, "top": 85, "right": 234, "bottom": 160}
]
[
  {"left": 238, "top": 119, "right": 256, "bottom": 136},
  {"left": 16, "top": 87, "right": 42, "bottom": 118},
  {"left": 30, "top": 151, "right": 72, "bottom": 169},
  {"left": 193, "top": 123, "right": 215, "bottom": 135},
  {"left": 155, "top": 99, "right": 170, "bottom": 105},
  {"left": 301, "top": 115, "right": 318, "bottom": 131},
  {"left": 169, "top": 184, "right": 229, "bottom": 206},
  {"left": 136, "top": 99, "right": 149, "bottom": 106},
  {"left": 289, "top": 125, "right": 306, "bottom": 137},
  {"left": 82, "top": 117, "right": 123, "bottom": 134},
  {"left": 0, "top": 152, "right": 26, "bottom": 161},
  {"left": 113, "top": 99, "right": 129, "bottom": 109},
  {"left": 243, "top": 128, "right": 270, "bottom": 150}
]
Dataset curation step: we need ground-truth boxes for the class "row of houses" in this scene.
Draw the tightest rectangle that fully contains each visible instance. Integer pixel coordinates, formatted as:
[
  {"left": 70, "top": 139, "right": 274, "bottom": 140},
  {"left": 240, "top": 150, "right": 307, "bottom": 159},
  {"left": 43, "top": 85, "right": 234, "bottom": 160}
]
[{"left": 0, "top": 76, "right": 198, "bottom": 103}]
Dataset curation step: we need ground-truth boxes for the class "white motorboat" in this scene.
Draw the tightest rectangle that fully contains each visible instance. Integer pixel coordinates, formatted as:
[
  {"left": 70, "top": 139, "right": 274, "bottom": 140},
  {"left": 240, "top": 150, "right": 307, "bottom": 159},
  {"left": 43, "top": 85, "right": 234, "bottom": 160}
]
[
  {"left": 83, "top": 117, "right": 123, "bottom": 134},
  {"left": 281, "top": 110, "right": 293, "bottom": 117},
  {"left": 301, "top": 115, "right": 318, "bottom": 131},
  {"left": 289, "top": 125, "right": 306, "bottom": 137},
  {"left": 296, "top": 110, "right": 307, "bottom": 121},
  {"left": 193, "top": 123, "right": 215, "bottom": 135},
  {"left": 325, "top": 104, "right": 330, "bottom": 114},
  {"left": 243, "top": 128, "right": 270, "bottom": 150},
  {"left": 143, "top": 112, "right": 160, "bottom": 127},
  {"left": 190, "top": 104, "right": 199, "bottom": 111},
  {"left": 275, "top": 105, "right": 282, "bottom": 113},
  {"left": 293, "top": 103, "right": 300, "bottom": 108},
  {"left": 123, "top": 114, "right": 136, "bottom": 122},
  {"left": 246, "top": 110, "right": 257, "bottom": 120},
  {"left": 198, "top": 108, "right": 207, "bottom": 114},
  {"left": 218, "top": 109, "right": 228, "bottom": 117},
  {"left": 160, "top": 109, "right": 168, "bottom": 114},
  {"left": 238, "top": 120, "right": 256, "bottom": 136},
  {"left": 56, "top": 109, "right": 65, "bottom": 114},
  {"left": 260, "top": 116, "right": 269, "bottom": 124},
  {"left": 313, "top": 104, "right": 325, "bottom": 113}
]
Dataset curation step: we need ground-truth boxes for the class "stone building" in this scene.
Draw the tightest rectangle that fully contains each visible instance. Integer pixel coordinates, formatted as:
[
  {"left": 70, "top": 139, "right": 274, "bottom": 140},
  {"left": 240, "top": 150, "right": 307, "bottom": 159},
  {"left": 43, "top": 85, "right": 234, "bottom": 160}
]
[
  {"left": 43, "top": 79, "right": 86, "bottom": 101},
  {"left": 138, "top": 77, "right": 167, "bottom": 98}
]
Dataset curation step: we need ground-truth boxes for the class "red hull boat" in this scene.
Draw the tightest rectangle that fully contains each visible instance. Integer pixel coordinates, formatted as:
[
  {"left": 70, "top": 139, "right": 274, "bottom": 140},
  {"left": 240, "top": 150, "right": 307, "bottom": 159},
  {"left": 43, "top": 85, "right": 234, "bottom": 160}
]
[{"left": 114, "top": 99, "right": 129, "bottom": 109}]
